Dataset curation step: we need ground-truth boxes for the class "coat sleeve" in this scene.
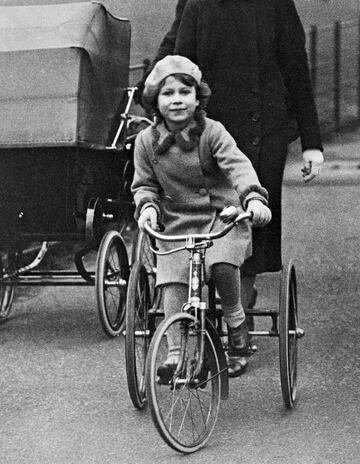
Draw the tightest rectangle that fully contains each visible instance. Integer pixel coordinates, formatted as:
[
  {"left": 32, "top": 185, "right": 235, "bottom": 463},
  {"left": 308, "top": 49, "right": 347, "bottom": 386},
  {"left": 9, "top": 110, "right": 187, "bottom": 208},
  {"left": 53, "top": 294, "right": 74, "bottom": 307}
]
[
  {"left": 131, "top": 131, "right": 162, "bottom": 220},
  {"left": 276, "top": 0, "right": 323, "bottom": 152},
  {"left": 135, "top": 0, "right": 188, "bottom": 103},
  {"left": 173, "top": 0, "right": 199, "bottom": 63},
  {"left": 154, "top": 0, "right": 188, "bottom": 62},
  {"left": 207, "top": 121, "right": 269, "bottom": 208}
]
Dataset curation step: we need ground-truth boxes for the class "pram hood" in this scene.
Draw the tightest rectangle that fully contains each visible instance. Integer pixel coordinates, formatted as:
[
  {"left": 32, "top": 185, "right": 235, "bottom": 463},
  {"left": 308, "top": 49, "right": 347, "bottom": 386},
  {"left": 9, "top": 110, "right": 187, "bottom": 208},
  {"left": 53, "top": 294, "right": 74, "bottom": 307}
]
[{"left": 0, "top": 1, "right": 130, "bottom": 148}]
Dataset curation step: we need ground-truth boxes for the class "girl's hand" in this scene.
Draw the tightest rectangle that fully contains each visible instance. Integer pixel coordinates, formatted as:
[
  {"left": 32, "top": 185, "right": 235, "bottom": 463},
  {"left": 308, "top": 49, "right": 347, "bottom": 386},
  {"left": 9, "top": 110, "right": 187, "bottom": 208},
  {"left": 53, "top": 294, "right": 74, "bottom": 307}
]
[
  {"left": 246, "top": 200, "right": 272, "bottom": 227},
  {"left": 220, "top": 206, "right": 239, "bottom": 224},
  {"left": 302, "top": 149, "right": 324, "bottom": 182},
  {"left": 138, "top": 206, "right": 158, "bottom": 231}
]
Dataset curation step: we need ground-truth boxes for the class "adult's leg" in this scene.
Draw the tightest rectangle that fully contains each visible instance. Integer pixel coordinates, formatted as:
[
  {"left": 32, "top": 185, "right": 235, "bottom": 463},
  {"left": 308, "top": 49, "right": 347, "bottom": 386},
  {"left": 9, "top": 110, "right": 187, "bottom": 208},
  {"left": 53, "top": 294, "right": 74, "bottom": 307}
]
[
  {"left": 241, "top": 275, "right": 257, "bottom": 311},
  {"left": 241, "top": 132, "right": 288, "bottom": 328},
  {"left": 241, "top": 274, "right": 257, "bottom": 334}
]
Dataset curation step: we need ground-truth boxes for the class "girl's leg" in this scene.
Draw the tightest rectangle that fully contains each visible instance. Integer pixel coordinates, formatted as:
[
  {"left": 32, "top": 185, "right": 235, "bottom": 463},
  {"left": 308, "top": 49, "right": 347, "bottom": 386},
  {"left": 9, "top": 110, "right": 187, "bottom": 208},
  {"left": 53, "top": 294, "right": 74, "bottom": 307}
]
[
  {"left": 213, "top": 263, "right": 244, "bottom": 327},
  {"left": 212, "top": 263, "right": 252, "bottom": 377},
  {"left": 162, "top": 283, "right": 188, "bottom": 365}
]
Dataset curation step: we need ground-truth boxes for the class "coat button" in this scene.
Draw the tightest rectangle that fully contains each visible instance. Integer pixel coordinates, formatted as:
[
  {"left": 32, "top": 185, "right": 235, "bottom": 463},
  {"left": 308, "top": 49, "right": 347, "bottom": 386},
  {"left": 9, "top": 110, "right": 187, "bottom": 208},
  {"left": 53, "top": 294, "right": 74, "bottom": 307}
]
[
  {"left": 198, "top": 188, "right": 208, "bottom": 196},
  {"left": 252, "top": 112, "right": 260, "bottom": 122},
  {"left": 252, "top": 137, "right": 260, "bottom": 146}
]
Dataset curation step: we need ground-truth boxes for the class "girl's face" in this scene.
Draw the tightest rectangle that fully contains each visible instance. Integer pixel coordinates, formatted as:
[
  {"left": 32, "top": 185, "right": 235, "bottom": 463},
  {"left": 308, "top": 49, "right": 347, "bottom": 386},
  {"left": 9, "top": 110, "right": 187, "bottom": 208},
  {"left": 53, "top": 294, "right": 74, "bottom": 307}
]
[{"left": 157, "top": 75, "right": 199, "bottom": 130}]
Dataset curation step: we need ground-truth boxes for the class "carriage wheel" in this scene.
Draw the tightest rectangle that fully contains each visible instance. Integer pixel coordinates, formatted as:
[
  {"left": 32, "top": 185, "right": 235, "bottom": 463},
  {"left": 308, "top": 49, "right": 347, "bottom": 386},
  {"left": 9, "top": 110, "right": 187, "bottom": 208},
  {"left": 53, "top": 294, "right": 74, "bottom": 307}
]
[
  {"left": 125, "top": 260, "right": 153, "bottom": 409},
  {"left": 279, "top": 261, "right": 299, "bottom": 409},
  {"left": 96, "top": 231, "right": 129, "bottom": 337},
  {"left": 0, "top": 253, "right": 18, "bottom": 320},
  {"left": 146, "top": 313, "right": 221, "bottom": 453}
]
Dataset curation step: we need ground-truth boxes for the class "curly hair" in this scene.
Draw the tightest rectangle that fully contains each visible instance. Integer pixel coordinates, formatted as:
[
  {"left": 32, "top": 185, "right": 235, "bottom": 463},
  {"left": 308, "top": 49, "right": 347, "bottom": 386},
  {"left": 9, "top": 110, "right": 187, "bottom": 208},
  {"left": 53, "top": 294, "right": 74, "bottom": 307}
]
[{"left": 142, "top": 73, "right": 211, "bottom": 119}]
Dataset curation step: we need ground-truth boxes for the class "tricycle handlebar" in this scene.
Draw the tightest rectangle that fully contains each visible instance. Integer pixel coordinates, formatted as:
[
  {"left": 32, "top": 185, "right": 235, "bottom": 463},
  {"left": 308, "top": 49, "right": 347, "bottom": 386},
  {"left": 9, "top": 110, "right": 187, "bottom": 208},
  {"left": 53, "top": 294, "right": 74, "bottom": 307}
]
[{"left": 144, "top": 211, "right": 252, "bottom": 243}]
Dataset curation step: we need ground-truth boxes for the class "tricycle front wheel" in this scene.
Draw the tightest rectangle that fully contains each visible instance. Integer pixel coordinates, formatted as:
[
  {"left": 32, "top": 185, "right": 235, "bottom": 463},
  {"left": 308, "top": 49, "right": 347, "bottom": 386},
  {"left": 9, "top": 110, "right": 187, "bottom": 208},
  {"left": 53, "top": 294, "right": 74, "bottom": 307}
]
[{"left": 146, "top": 312, "right": 221, "bottom": 453}]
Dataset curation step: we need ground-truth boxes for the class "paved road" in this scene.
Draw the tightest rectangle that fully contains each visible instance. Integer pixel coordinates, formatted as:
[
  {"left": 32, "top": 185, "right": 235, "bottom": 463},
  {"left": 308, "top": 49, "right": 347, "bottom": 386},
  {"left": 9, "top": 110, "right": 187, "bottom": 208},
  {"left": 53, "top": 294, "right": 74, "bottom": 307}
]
[{"left": 0, "top": 154, "right": 359, "bottom": 463}]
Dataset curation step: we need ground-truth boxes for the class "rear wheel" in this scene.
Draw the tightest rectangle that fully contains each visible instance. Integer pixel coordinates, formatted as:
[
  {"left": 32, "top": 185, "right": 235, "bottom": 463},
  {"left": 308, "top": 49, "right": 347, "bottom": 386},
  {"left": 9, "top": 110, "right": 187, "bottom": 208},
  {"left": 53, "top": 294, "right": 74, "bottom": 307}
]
[
  {"left": 96, "top": 231, "right": 129, "bottom": 337},
  {"left": 146, "top": 312, "right": 221, "bottom": 453},
  {"left": 125, "top": 261, "right": 152, "bottom": 409},
  {"left": 279, "top": 261, "right": 299, "bottom": 408},
  {"left": 131, "top": 230, "right": 158, "bottom": 305},
  {"left": 0, "top": 252, "right": 18, "bottom": 320}
]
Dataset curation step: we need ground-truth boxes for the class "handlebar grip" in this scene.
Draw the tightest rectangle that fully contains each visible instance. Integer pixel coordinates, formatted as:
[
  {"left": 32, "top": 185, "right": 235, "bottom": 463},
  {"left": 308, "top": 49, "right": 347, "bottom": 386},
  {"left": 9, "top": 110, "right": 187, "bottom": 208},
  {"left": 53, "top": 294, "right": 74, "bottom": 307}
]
[{"left": 219, "top": 206, "right": 238, "bottom": 221}]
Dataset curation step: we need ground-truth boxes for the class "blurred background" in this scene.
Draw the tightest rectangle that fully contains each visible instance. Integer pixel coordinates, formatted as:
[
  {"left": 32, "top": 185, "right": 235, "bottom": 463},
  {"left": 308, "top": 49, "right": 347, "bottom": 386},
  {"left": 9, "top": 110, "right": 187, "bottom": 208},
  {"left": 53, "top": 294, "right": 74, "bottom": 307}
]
[{"left": 1, "top": 0, "right": 360, "bottom": 134}]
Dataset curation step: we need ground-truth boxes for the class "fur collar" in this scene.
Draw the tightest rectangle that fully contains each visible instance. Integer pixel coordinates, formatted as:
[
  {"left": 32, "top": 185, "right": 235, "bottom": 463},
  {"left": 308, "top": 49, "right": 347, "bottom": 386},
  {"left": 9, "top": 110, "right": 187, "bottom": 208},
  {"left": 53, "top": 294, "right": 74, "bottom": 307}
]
[{"left": 151, "top": 110, "right": 206, "bottom": 156}]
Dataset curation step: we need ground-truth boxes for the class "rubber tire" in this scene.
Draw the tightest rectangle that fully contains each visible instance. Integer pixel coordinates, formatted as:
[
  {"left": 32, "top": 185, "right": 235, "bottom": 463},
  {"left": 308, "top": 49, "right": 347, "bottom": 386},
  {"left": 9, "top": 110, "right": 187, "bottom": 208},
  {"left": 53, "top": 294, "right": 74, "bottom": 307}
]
[
  {"left": 0, "top": 253, "right": 17, "bottom": 320},
  {"left": 279, "top": 261, "right": 298, "bottom": 409},
  {"left": 125, "top": 261, "right": 151, "bottom": 409},
  {"left": 131, "top": 229, "right": 158, "bottom": 305},
  {"left": 146, "top": 312, "right": 221, "bottom": 453},
  {"left": 96, "top": 230, "right": 129, "bottom": 337}
]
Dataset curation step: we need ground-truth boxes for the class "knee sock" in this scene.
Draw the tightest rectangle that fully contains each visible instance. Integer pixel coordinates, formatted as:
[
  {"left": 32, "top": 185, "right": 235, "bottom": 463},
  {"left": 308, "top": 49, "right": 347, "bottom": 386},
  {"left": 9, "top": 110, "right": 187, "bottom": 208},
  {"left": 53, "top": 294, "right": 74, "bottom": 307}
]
[
  {"left": 212, "top": 263, "right": 245, "bottom": 328},
  {"left": 163, "top": 283, "right": 188, "bottom": 363}
]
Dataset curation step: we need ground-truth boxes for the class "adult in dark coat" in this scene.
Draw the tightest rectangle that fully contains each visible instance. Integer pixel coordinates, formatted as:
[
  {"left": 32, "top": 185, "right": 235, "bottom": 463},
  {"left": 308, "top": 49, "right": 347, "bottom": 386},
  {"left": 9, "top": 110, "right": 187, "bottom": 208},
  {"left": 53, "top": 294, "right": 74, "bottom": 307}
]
[{"left": 138, "top": 0, "right": 324, "bottom": 310}]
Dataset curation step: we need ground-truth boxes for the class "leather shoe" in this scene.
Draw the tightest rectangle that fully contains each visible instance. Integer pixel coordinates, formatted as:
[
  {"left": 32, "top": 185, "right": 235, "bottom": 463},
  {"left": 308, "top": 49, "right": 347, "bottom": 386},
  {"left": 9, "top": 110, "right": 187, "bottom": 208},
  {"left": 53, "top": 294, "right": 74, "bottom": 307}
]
[
  {"left": 156, "top": 363, "right": 177, "bottom": 385},
  {"left": 227, "top": 321, "right": 254, "bottom": 357},
  {"left": 227, "top": 356, "right": 248, "bottom": 377}
]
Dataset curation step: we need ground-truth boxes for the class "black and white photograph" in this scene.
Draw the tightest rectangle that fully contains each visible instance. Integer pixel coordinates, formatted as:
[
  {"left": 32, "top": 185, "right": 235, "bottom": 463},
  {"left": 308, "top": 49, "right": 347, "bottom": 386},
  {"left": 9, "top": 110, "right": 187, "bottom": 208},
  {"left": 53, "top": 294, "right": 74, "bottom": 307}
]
[{"left": 0, "top": 0, "right": 359, "bottom": 462}]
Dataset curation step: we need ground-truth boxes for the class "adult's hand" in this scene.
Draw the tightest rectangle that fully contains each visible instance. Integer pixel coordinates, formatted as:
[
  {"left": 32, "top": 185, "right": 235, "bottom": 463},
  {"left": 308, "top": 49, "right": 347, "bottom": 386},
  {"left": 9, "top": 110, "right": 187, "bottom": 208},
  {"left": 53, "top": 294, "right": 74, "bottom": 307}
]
[{"left": 302, "top": 149, "right": 324, "bottom": 183}]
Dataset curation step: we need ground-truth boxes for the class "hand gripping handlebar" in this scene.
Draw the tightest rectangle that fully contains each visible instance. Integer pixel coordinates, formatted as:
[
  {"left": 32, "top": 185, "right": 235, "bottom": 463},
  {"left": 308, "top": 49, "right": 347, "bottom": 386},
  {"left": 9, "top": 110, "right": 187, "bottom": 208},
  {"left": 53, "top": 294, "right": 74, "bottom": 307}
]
[{"left": 143, "top": 210, "right": 252, "bottom": 243}]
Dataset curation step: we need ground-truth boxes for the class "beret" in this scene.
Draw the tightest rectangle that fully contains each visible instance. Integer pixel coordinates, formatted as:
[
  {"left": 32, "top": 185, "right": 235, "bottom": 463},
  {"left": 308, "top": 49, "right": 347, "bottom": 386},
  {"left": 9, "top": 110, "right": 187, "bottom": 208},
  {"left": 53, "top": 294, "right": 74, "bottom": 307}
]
[{"left": 143, "top": 55, "right": 202, "bottom": 100}]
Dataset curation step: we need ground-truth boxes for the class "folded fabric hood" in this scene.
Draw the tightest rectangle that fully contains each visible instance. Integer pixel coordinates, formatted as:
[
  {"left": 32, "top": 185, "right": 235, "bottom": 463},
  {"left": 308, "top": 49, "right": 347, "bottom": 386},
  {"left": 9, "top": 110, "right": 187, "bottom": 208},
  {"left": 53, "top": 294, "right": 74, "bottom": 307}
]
[{"left": 0, "top": 1, "right": 131, "bottom": 148}]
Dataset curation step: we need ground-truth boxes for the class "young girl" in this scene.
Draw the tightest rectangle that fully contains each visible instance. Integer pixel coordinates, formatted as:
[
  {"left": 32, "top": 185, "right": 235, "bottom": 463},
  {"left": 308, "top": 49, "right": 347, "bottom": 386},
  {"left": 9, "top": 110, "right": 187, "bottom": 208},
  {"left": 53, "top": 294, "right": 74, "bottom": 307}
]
[{"left": 131, "top": 55, "right": 271, "bottom": 378}]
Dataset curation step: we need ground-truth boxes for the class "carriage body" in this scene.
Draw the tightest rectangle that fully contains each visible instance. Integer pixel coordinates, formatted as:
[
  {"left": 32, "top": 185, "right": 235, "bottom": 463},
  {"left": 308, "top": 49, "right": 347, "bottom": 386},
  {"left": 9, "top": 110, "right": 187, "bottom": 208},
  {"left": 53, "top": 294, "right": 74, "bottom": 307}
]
[
  {"left": 0, "top": 2, "right": 136, "bottom": 336},
  {"left": 0, "top": 1, "right": 133, "bottom": 246}
]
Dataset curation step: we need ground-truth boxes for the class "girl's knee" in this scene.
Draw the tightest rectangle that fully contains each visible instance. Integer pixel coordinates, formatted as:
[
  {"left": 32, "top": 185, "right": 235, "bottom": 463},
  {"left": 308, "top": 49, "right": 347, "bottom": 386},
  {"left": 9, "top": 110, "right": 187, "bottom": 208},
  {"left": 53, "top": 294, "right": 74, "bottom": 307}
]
[{"left": 212, "top": 262, "right": 238, "bottom": 281}]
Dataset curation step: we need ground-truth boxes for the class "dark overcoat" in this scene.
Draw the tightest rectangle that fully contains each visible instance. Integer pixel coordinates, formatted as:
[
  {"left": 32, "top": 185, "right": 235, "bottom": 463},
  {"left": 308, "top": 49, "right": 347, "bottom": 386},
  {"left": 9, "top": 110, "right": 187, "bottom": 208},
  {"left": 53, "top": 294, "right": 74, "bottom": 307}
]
[{"left": 153, "top": 0, "right": 323, "bottom": 274}]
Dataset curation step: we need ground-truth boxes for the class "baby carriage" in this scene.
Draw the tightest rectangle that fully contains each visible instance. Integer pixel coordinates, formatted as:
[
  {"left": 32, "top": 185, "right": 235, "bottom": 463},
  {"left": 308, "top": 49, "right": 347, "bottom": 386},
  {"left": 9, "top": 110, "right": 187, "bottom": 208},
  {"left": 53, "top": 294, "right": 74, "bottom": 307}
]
[{"left": 0, "top": 1, "right": 143, "bottom": 336}]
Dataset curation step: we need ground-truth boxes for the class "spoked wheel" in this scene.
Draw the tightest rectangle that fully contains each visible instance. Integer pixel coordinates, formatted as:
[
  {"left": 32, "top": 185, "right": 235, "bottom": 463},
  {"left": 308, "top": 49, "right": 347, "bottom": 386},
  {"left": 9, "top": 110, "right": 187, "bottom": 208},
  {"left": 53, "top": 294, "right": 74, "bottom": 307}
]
[
  {"left": 279, "top": 260, "right": 301, "bottom": 409},
  {"left": 146, "top": 312, "right": 221, "bottom": 454},
  {"left": 0, "top": 252, "right": 17, "bottom": 320},
  {"left": 96, "top": 230, "right": 129, "bottom": 337},
  {"left": 131, "top": 229, "right": 158, "bottom": 305},
  {"left": 125, "top": 260, "right": 153, "bottom": 409}
]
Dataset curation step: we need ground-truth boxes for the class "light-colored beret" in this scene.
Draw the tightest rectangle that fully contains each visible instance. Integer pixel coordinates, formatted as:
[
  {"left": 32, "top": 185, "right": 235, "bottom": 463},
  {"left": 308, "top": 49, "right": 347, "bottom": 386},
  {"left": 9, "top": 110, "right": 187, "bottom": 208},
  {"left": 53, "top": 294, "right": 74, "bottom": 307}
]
[{"left": 143, "top": 55, "right": 202, "bottom": 100}]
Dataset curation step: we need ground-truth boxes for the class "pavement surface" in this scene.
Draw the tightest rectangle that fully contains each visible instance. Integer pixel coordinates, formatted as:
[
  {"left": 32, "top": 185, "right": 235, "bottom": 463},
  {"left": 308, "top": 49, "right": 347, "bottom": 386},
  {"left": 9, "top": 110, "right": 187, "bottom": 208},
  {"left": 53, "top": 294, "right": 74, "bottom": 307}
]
[{"left": 0, "top": 126, "right": 359, "bottom": 464}]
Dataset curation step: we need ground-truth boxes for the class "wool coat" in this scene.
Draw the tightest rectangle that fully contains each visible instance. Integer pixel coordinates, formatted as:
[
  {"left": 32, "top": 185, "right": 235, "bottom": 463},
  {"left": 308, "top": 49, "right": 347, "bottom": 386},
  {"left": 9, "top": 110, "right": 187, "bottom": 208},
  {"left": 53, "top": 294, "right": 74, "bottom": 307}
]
[
  {"left": 151, "top": 0, "right": 323, "bottom": 274},
  {"left": 131, "top": 116, "right": 268, "bottom": 285}
]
